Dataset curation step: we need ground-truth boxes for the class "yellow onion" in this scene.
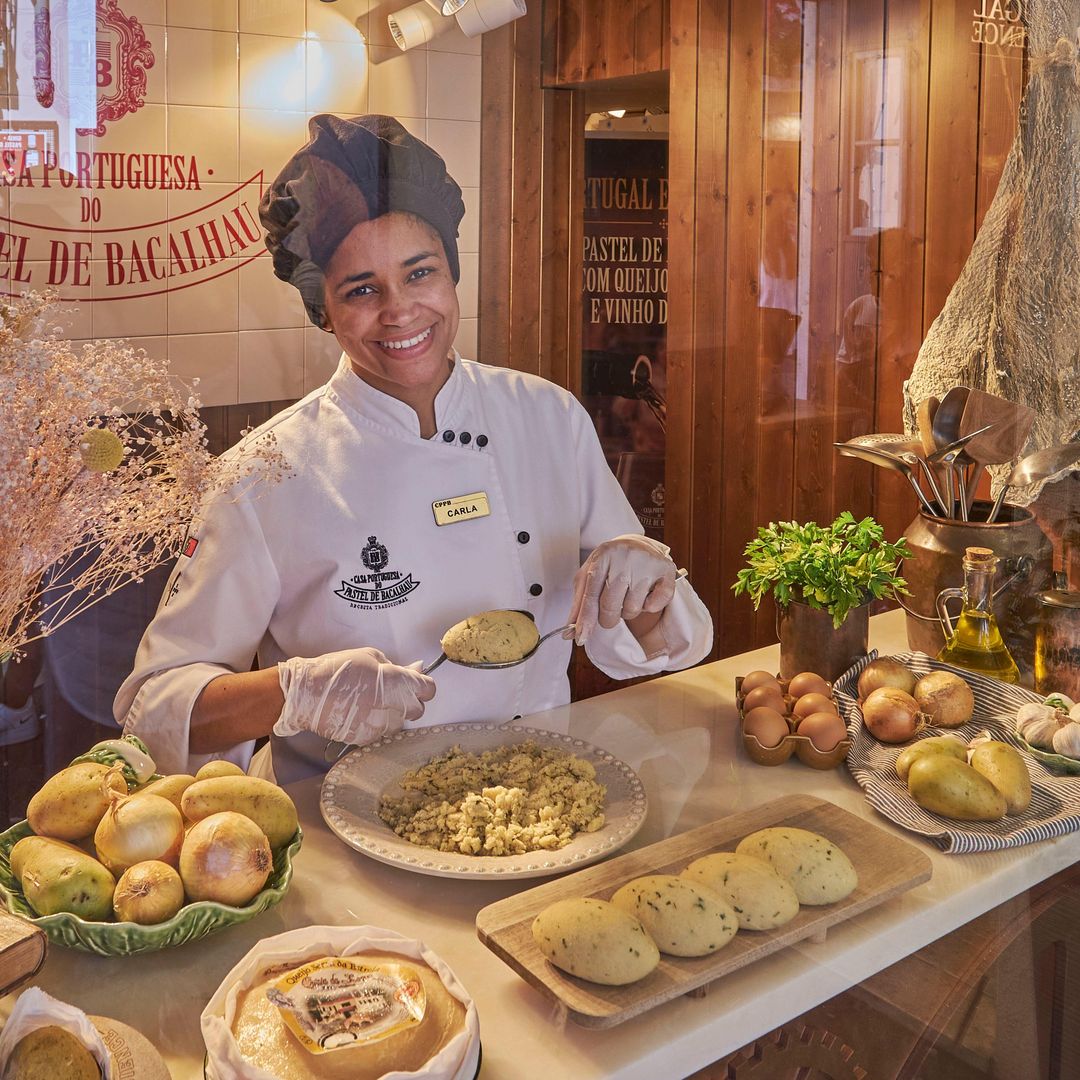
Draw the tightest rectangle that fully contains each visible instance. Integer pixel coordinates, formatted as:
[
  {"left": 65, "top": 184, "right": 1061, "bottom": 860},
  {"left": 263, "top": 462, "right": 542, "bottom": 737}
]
[
  {"left": 113, "top": 861, "right": 186, "bottom": 924},
  {"left": 861, "top": 687, "right": 927, "bottom": 744},
  {"left": 914, "top": 671, "right": 975, "bottom": 728},
  {"left": 179, "top": 812, "right": 271, "bottom": 906},
  {"left": 857, "top": 658, "right": 917, "bottom": 701},
  {"left": 94, "top": 766, "right": 184, "bottom": 875}
]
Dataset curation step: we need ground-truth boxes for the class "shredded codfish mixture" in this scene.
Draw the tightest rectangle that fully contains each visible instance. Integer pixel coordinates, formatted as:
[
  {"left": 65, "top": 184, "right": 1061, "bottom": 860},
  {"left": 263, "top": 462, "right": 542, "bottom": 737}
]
[{"left": 378, "top": 740, "right": 607, "bottom": 855}]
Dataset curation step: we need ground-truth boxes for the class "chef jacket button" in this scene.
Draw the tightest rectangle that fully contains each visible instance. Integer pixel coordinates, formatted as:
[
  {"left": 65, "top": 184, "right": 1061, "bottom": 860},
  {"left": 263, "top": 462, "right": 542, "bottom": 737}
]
[
  {"left": 459, "top": 431, "right": 472, "bottom": 444},
  {"left": 476, "top": 434, "right": 488, "bottom": 447},
  {"left": 442, "top": 430, "right": 455, "bottom": 442},
  {"left": 529, "top": 583, "right": 543, "bottom": 596},
  {"left": 517, "top": 531, "right": 530, "bottom": 544}
]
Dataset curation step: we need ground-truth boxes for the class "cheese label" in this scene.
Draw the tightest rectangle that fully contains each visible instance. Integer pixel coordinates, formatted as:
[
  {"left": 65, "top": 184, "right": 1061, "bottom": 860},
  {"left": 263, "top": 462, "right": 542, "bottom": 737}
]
[
  {"left": 432, "top": 491, "right": 490, "bottom": 526},
  {"left": 267, "top": 957, "right": 426, "bottom": 1055}
]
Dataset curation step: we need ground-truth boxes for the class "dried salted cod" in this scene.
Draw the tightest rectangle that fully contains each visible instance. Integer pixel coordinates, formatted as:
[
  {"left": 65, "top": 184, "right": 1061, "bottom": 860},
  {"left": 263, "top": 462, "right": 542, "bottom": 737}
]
[{"left": 903, "top": 0, "right": 1080, "bottom": 504}]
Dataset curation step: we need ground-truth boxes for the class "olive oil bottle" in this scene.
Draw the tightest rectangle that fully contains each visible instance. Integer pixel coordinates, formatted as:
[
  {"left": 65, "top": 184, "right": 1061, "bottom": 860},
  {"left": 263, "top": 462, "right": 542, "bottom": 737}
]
[{"left": 937, "top": 547, "right": 1020, "bottom": 682}]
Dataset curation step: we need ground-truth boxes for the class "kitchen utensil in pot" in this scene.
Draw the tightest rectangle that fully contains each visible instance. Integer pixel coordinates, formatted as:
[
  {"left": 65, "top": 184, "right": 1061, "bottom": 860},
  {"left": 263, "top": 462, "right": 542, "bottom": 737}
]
[
  {"left": 834, "top": 440, "right": 940, "bottom": 516},
  {"left": 925, "top": 422, "right": 997, "bottom": 521},
  {"left": 931, "top": 387, "right": 971, "bottom": 517},
  {"left": 846, "top": 433, "right": 948, "bottom": 514},
  {"left": 957, "top": 390, "right": 1036, "bottom": 519},
  {"left": 987, "top": 442, "right": 1080, "bottom": 523}
]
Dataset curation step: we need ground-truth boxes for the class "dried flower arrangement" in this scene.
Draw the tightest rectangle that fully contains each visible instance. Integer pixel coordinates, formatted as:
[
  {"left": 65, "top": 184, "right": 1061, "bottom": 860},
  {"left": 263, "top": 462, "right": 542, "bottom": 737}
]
[{"left": 0, "top": 291, "right": 289, "bottom": 658}]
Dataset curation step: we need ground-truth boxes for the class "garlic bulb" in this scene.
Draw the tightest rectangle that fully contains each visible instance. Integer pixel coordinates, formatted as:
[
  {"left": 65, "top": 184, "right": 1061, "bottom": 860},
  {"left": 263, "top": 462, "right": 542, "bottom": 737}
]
[
  {"left": 1043, "top": 692, "right": 1076, "bottom": 712},
  {"left": 1015, "top": 703, "right": 1067, "bottom": 749},
  {"left": 1051, "top": 722, "right": 1080, "bottom": 760},
  {"left": 965, "top": 729, "right": 994, "bottom": 763}
]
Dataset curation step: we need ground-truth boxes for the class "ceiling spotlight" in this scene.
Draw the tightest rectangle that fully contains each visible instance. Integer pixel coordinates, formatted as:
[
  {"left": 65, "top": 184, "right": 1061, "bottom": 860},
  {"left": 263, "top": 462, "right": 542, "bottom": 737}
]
[
  {"left": 440, "top": 0, "right": 470, "bottom": 12},
  {"left": 453, "top": 0, "right": 526, "bottom": 38},
  {"left": 388, "top": 1, "right": 454, "bottom": 49}
]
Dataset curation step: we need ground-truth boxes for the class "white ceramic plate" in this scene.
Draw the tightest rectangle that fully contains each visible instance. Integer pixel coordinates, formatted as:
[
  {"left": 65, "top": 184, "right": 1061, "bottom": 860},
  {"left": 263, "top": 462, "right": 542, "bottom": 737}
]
[{"left": 319, "top": 724, "right": 648, "bottom": 879}]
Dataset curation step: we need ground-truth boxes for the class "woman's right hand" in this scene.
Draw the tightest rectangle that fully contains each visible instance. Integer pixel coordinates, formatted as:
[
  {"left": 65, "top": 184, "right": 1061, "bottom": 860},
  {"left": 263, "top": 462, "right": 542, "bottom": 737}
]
[{"left": 274, "top": 647, "right": 436, "bottom": 747}]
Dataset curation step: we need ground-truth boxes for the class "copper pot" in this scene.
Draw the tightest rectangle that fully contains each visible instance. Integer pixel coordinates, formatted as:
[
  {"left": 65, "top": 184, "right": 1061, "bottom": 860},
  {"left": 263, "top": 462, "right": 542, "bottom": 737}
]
[
  {"left": 1034, "top": 590, "right": 1080, "bottom": 700},
  {"left": 901, "top": 501, "right": 1054, "bottom": 683},
  {"left": 776, "top": 600, "right": 869, "bottom": 682}
]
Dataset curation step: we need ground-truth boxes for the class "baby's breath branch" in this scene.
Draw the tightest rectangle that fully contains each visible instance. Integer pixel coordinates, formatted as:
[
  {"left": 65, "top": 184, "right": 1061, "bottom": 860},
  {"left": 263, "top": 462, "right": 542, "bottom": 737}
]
[{"left": 0, "top": 291, "right": 290, "bottom": 658}]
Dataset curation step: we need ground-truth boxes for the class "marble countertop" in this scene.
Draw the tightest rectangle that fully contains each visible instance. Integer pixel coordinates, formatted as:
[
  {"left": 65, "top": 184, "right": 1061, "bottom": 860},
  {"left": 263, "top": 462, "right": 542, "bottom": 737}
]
[{"left": 4, "top": 609, "right": 1078, "bottom": 1078}]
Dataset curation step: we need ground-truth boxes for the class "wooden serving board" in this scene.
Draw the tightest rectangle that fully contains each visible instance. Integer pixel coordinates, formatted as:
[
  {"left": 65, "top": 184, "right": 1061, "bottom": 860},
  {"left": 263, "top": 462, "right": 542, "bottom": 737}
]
[{"left": 475, "top": 793, "right": 932, "bottom": 1028}]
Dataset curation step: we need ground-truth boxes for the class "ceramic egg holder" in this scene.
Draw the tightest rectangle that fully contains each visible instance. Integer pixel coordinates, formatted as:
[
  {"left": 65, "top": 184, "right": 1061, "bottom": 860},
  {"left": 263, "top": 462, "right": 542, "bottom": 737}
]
[{"left": 735, "top": 675, "right": 851, "bottom": 770}]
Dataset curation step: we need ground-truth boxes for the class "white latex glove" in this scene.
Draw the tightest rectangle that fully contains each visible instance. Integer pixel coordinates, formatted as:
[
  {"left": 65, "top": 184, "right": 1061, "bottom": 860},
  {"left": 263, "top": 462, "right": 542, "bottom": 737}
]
[
  {"left": 274, "top": 647, "right": 436, "bottom": 747},
  {"left": 568, "top": 534, "right": 678, "bottom": 647}
]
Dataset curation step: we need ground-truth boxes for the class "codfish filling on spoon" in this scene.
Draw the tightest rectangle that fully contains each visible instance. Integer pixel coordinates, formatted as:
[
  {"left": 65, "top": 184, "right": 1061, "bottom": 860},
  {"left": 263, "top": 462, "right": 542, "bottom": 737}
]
[{"left": 441, "top": 610, "right": 540, "bottom": 665}]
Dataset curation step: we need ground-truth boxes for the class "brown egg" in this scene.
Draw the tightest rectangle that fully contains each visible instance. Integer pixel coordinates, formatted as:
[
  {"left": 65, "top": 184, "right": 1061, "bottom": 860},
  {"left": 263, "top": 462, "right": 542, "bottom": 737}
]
[
  {"left": 793, "top": 692, "right": 838, "bottom": 719},
  {"left": 741, "top": 670, "right": 781, "bottom": 695},
  {"left": 796, "top": 710, "right": 848, "bottom": 753},
  {"left": 743, "top": 685, "right": 787, "bottom": 713},
  {"left": 788, "top": 671, "right": 831, "bottom": 698},
  {"left": 743, "top": 706, "right": 790, "bottom": 749}
]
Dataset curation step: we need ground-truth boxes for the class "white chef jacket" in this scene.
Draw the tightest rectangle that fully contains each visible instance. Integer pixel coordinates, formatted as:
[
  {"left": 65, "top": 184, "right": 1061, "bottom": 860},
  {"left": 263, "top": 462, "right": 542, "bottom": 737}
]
[{"left": 114, "top": 354, "right": 713, "bottom": 782}]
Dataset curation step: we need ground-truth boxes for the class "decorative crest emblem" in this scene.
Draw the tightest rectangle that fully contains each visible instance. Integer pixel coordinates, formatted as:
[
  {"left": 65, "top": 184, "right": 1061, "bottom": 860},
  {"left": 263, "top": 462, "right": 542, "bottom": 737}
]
[
  {"left": 361, "top": 536, "right": 389, "bottom": 573},
  {"left": 77, "top": 0, "right": 155, "bottom": 137}
]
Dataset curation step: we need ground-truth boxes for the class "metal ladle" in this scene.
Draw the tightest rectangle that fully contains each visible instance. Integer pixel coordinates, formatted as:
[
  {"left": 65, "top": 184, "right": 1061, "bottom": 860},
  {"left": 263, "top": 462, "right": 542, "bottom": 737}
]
[{"left": 987, "top": 443, "right": 1080, "bottom": 523}]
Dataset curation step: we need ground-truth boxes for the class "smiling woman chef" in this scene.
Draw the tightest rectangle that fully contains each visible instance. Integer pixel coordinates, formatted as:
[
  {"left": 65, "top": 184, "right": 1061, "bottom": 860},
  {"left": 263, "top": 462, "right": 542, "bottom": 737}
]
[{"left": 114, "top": 115, "right": 713, "bottom": 783}]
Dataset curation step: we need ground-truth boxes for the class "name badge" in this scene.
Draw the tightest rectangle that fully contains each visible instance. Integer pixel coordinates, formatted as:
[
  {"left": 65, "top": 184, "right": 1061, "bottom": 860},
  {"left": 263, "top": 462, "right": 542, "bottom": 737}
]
[{"left": 432, "top": 491, "right": 491, "bottom": 526}]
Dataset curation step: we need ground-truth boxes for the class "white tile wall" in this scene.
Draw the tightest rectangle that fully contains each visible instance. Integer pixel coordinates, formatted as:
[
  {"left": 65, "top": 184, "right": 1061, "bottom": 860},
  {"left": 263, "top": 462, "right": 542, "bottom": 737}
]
[{"left": 2, "top": 0, "right": 482, "bottom": 405}]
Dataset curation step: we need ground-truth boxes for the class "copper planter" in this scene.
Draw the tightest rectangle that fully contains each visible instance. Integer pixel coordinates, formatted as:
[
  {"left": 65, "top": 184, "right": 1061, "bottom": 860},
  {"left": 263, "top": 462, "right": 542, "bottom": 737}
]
[{"left": 776, "top": 600, "right": 870, "bottom": 682}]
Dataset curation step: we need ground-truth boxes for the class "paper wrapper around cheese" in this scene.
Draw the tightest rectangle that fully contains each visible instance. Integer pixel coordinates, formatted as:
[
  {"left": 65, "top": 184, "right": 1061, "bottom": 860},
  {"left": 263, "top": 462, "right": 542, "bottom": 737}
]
[
  {"left": 441, "top": 610, "right": 539, "bottom": 664},
  {"left": 0, "top": 988, "right": 113, "bottom": 1079},
  {"left": 201, "top": 925, "right": 480, "bottom": 1080}
]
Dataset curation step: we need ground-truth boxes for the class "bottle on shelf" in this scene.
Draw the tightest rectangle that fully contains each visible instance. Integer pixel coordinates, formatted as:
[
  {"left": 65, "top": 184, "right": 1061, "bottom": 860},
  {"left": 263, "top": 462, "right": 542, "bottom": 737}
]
[{"left": 936, "top": 546, "right": 1021, "bottom": 682}]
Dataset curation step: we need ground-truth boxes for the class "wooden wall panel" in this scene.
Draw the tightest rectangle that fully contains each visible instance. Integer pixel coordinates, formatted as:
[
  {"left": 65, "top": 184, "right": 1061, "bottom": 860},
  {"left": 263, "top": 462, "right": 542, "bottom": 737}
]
[
  {"left": 797, "top": 0, "right": 849, "bottom": 522},
  {"left": 922, "top": 1, "right": 982, "bottom": 335},
  {"left": 544, "top": 0, "right": 670, "bottom": 85},
  {"left": 873, "top": 0, "right": 931, "bottom": 545},
  {"left": 675, "top": 0, "right": 730, "bottom": 629}
]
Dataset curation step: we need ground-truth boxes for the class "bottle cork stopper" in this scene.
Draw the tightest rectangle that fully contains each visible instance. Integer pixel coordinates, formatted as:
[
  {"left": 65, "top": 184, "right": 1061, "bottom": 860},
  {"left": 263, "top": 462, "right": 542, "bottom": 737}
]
[{"left": 965, "top": 546, "right": 996, "bottom": 564}]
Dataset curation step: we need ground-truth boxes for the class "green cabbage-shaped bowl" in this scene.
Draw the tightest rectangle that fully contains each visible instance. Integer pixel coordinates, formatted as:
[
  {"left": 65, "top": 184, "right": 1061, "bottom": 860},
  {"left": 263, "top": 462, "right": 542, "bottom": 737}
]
[{"left": 0, "top": 820, "right": 301, "bottom": 956}]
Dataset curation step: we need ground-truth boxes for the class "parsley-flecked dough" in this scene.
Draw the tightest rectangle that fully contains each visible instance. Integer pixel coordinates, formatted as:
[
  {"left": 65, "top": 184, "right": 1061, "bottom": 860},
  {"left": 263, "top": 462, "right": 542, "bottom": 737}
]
[
  {"left": 735, "top": 827, "right": 857, "bottom": 906},
  {"left": 441, "top": 609, "right": 540, "bottom": 664},
  {"left": 610, "top": 874, "right": 738, "bottom": 957},
  {"left": 681, "top": 852, "right": 799, "bottom": 930},
  {"left": 531, "top": 897, "right": 661, "bottom": 985}
]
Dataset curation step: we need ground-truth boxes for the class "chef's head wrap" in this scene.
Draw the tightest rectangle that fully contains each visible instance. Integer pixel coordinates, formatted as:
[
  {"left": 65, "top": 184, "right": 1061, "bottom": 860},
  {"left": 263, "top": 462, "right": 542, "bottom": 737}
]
[{"left": 259, "top": 114, "right": 465, "bottom": 329}]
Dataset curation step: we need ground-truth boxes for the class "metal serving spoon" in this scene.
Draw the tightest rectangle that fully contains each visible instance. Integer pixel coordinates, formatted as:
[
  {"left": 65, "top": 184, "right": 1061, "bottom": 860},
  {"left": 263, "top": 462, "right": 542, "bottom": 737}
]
[
  {"left": 987, "top": 442, "right": 1080, "bottom": 522},
  {"left": 421, "top": 615, "right": 572, "bottom": 675},
  {"left": 422, "top": 567, "right": 689, "bottom": 674}
]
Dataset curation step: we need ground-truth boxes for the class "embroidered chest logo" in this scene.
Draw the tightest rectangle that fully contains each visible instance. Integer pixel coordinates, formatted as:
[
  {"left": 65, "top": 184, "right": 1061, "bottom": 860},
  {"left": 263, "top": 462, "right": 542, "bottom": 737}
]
[{"left": 333, "top": 536, "right": 421, "bottom": 610}]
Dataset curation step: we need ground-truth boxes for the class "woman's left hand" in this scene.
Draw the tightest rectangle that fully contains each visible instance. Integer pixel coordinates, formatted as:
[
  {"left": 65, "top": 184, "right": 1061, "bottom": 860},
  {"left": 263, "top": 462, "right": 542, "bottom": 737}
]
[{"left": 568, "top": 534, "right": 678, "bottom": 646}]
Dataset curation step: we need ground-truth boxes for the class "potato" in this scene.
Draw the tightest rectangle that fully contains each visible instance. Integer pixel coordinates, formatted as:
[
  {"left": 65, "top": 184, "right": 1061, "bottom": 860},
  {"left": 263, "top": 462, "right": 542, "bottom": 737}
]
[
  {"left": 10, "top": 835, "right": 115, "bottom": 920},
  {"left": 894, "top": 735, "right": 968, "bottom": 782},
  {"left": 132, "top": 773, "right": 196, "bottom": 811},
  {"left": 969, "top": 741, "right": 1032, "bottom": 815},
  {"left": 735, "top": 828, "right": 857, "bottom": 906},
  {"left": 1, "top": 1025, "right": 100, "bottom": 1080},
  {"left": 531, "top": 898, "right": 660, "bottom": 985},
  {"left": 26, "top": 762, "right": 113, "bottom": 841},
  {"left": 682, "top": 852, "right": 799, "bottom": 930},
  {"left": 610, "top": 874, "right": 738, "bottom": 957},
  {"left": 907, "top": 755, "right": 1006, "bottom": 820},
  {"left": 195, "top": 760, "right": 246, "bottom": 780},
  {"left": 181, "top": 776, "right": 298, "bottom": 848}
]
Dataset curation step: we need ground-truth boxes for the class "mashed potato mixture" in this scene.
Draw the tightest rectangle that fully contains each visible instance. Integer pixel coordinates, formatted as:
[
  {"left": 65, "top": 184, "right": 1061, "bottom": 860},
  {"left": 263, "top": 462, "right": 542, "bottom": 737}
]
[
  {"left": 378, "top": 741, "right": 606, "bottom": 855},
  {"left": 440, "top": 610, "right": 540, "bottom": 664}
]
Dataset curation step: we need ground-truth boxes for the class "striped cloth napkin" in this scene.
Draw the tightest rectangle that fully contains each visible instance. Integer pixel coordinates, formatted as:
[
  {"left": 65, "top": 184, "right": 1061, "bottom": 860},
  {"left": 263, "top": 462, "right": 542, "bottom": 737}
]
[{"left": 834, "top": 651, "right": 1080, "bottom": 854}]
